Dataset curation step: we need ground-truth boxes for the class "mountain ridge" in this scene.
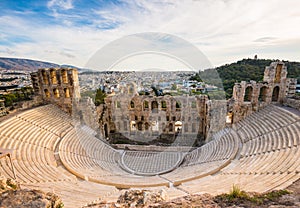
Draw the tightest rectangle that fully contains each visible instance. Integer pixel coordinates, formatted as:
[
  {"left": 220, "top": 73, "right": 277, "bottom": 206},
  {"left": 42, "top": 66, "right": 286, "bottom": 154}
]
[{"left": 0, "top": 57, "right": 82, "bottom": 72}]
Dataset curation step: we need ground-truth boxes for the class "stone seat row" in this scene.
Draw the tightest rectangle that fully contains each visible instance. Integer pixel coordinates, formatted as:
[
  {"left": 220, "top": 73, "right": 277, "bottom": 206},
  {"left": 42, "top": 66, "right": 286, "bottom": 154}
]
[
  {"left": 0, "top": 135, "right": 72, "bottom": 184},
  {"left": 239, "top": 122, "right": 300, "bottom": 157},
  {"left": 182, "top": 128, "right": 239, "bottom": 166},
  {"left": 235, "top": 106, "right": 299, "bottom": 143},
  {"left": 17, "top": 105, "right": 73, "bottom": 133}
]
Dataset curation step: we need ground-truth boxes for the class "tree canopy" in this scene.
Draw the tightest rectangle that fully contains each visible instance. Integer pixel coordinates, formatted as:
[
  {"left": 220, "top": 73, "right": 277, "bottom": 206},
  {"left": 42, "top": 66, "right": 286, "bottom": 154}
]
[{"left": 194, "top": 58, "right": 300, "bottom": 98}]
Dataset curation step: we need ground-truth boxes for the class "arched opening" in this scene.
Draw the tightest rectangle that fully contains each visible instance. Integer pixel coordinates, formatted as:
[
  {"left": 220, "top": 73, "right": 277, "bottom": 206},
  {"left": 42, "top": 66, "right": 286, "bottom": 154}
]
[
  {"left": 244, "top": 86, "right": 253, "bottom": 102},
  {"left": 259, "top": 86, "right": 268, "bottom": 102},
  {"left": 161, "top": 122, "right": 166, "bottom": 131},
  {"left": 272, "top": 86, "right": 280, "bottom": 102},
  {"left": 137, "top": 122, "right": 143, "bottom": 131},
  {"left": 176, "top": 101, "right": 181, "bottom": 111},
  {"left": 44, "top": 89, "right": 50, "bottom": 98},
  {"left": 64, "top": 88, "right": 70, "bottom": 98},
  {"left": 151, "top": 101, "right": 158, "bottom": 113},
  {"left": 42, "top": 70, "right": 48, "bottom": 85},
  {"left": 145, "top": 122, "right": 149, "bottom": 130},
  {"left": 130, "top": 121, "right": 136, "bottom": 131},
  {"left": 175, "top": 121, "right": 182, "bottom": 132},
  {"left": 53, "top": 88, "right": 60, "bottom": 98},
  {"left": 226, "top": 112, "right": 233, "bottom": 124},
  {"left": 50, "top": 69, "right": 57, "bottom": 84},
  {"left": 168, "top": 123, "right": 173, "bottom": 132},
  {"left": 130, "top": 101, "right": 135, "bottom": 109},
  {"left": 62, "top": 69, "right": 68, "bottom": 83},
  {"left": 104, "top": 123, "right": 108, "bottom": 138},
  {"left": 161, "top": 101, "right": 167, "bottom": 111},
  {"left": 143, "top": 100, "right": 149, "bottom": 110}
]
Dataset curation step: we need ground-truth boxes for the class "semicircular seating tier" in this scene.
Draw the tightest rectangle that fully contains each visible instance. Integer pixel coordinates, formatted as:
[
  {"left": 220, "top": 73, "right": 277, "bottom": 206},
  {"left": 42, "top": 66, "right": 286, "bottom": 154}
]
[{"left": 0, "top": 104, "right": 299, "bottom": 208}]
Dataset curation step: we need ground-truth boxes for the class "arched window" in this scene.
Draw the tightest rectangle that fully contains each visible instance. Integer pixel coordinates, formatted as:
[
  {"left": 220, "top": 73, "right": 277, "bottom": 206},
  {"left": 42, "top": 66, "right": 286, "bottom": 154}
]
[
  {"left": 169, "top": 123, "right": 173, "bottom": 132},
  {"left": 176, "top": 101, "right": 181, "bottom": 109},
  {"left": 161, "top": 101, "right": 167, "bottom": 111},
  {"left": 42, "top": 70, "right": 48, "bottom": 85},
  {"left": 145, "top": 123, "right": 149, "bottom": 130},
  {"left": 50, "top": 69, "right": 57, "bottom": 84},
  {"left": 64, "top": 88, "right": 70, "bottom": 98},
  {"left": 137, "top": 122, "right": 143, "bottom": 131},
  {"left": 259, "top": 86, "right": 268, "bottom": 102},
  {"left": 175, "top": 121, "right": 182, "bottom": 132},
  {"left": 244, "top": 86, "right": 253, "bottom": 102},
  {"left": 44, "top": 89, "right": 50, "bottom": 98},
  {"left": 130, "top": 101, "right": 135, "bottom": 109},
  {"left": 151, "top": 101, "right": 158, "bottom": 113},
  {"left": 53, "top": 88, "right": 60, "bottom": 98},
  {"left": 144, "top": 100, "right": 149, "bottom": 110},
  {"left": 62, "top": 69, "right": 68, "bottom": 83},
  {"left": 104, "top": 123, "right": 108, "bottom": 138},
  {"left": 272, "top": 86, "right": 280, "bottom": 102}
]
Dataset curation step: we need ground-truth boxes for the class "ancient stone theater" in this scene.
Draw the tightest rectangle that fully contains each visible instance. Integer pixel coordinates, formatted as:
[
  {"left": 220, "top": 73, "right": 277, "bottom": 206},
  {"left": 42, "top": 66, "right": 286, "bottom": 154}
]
[{"left": 0, "top": 62, "right": 299, "bottom": 207}]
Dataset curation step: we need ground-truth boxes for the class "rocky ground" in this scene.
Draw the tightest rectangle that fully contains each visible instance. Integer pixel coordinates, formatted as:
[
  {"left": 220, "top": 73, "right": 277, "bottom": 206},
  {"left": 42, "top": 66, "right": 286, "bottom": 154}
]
[
  {"left": 84, "top": 179, "right": 300, "bottom": 208},
  {"left": 0, "top": 175, "right": 299, "bottom": 208},
  {"left": 0, "top": 175, "right": 64, "bottom": 208}
]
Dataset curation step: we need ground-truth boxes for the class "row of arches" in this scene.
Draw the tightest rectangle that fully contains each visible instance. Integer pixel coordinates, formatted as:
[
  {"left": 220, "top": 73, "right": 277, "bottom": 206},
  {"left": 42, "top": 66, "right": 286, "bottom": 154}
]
[
  {"left": 130, "top": 100, "right": 182, "bottom": 112},
  {"left": 44, "top": 88, "right": 70, "bottom": 99},
  {"left": 244, "top": 86, "right": 280, "bottom": 102},
  {"left": 130, "top": 121, "right": 183, "bottom": 133},
  {"left": 41, "top": 69, "right": 69, "bottom": 85}
]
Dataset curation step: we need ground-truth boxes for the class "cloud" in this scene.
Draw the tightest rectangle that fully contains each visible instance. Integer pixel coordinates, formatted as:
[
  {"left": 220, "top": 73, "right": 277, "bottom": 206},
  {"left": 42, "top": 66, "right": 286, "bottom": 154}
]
[
  {"left": 254, "top": 37, "right": 277, "bottom": 43},
  {"left": 0, "top": 48, "right": 16, "bottom": 55},
  {"left": 47, "top": 0, "right": 73, "bottom": 10},
  {"left": 60, "top": 51, "right": 75, "bottom": 58},
  {"left": 1, "top": 0, "right": 300, "bottom": 67}
]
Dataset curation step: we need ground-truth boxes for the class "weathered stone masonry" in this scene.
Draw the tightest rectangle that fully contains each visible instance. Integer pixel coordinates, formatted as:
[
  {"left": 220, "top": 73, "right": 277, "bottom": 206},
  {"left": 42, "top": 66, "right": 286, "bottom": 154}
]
[{"left": 31, "top": 68, "right": 80, "bottom": 114}]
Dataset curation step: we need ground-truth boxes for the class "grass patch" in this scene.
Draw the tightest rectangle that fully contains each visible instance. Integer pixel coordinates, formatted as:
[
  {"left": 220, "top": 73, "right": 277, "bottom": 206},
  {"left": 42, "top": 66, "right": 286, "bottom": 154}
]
[
  {"left": 215, "top": 185, "right": 292, "bottom": 207},
  {"left": 262, "top": 189, "right": 291, "bottom": 200}
]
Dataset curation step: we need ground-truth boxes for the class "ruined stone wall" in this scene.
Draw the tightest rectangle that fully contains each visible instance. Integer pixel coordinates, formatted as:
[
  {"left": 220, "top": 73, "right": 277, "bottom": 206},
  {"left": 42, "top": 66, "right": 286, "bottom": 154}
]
[
  {"left": 31, "top": 68, "right": 80, "bottom": 114},
  {"left": 205, "top": 100, "right": 227, "bottom": 141},
  {"left": 283, "top": 97, "right": 300, "bottom": 111},
  {"left": 99, "top": 91, "right": 211, "bottom": 146},
  {"left": 232, "top": 61, "right": 292, "bottom": 123},
  {"left": 0, "top": 100, "right": 7, "bottom": 117},
  {"left": 286, "top": 78, "right": 297, "bottom": 97}
]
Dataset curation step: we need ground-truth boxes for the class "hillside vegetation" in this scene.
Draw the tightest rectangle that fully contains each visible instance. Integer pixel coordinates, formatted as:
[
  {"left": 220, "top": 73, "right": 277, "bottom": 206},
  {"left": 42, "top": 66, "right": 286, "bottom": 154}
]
[{"left": 195, "top": 58, "right": 300, "bottom": 98}]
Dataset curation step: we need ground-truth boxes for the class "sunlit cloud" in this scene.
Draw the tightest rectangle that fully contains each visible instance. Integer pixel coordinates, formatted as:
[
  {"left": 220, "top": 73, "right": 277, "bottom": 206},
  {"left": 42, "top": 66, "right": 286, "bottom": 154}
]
[{"left": 0, "top": 0, "right": 299, "bottom": 67}]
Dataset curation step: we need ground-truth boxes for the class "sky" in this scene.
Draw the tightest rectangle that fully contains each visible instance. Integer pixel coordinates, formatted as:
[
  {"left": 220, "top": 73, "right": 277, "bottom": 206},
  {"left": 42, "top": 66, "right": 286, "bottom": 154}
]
[{"left": 0, "top": 0, "right": 299, "bottom": 69}]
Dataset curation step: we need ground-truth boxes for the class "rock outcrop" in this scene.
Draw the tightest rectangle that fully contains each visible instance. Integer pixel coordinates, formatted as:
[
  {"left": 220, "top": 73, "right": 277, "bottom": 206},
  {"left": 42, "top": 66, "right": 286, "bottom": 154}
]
[{"left": 0, "top": 176, "right": 63, "bottom": 208}]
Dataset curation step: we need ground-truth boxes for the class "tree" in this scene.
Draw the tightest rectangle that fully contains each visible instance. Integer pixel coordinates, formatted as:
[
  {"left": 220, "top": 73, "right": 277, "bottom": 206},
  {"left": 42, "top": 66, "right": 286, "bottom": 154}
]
[
  {"left": 171, "top": 83, "right": 177, "bottom": 90},
  {"left": 189, "top": 73, "right": 202, "bottom": 82},
  {"left": 94, "top": 88, "right": 106, "bottom": 106}
]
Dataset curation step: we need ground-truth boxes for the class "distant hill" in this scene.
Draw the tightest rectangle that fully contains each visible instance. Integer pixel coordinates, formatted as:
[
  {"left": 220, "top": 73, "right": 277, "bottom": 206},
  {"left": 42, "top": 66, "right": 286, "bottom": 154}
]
[
  {"left": 196, "top": 58, "right": 300, "bottom": 98},
  {"left": 0, "top": 57, "right": 83, "bottom": 72},
  {"left": 0, "top": 57, "right": 60, "bottom": 72}
]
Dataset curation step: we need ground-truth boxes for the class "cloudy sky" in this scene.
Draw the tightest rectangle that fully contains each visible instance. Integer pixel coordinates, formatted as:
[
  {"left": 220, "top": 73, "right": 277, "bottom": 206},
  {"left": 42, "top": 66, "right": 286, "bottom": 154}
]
[{"left": 0, "top": 0, "right": 299, "bottom": 69}]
